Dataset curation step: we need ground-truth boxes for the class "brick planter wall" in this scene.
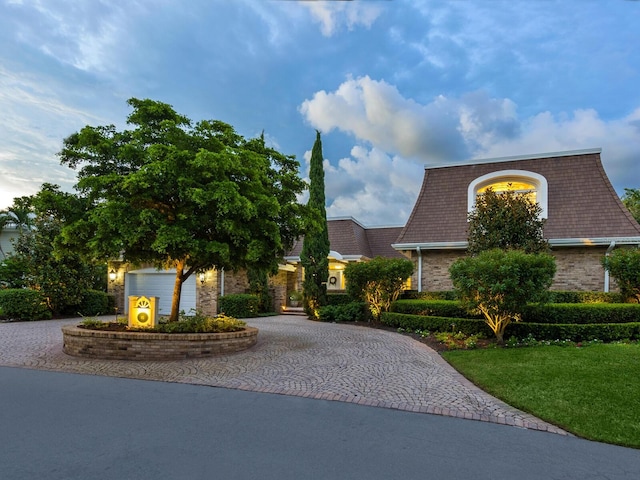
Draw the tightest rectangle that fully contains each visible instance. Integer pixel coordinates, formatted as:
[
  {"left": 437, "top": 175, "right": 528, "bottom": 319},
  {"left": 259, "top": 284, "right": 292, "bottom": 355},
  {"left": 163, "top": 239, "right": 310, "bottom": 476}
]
[{"left": 62, "top": 325, "right": 258, "bottom": 361}]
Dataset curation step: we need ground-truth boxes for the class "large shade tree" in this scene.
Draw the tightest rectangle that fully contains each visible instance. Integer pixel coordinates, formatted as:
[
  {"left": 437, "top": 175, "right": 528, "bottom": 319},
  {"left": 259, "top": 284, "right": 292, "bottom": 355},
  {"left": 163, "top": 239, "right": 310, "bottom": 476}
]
[{"left": 58, "top": 98, "right": 307, "bottom": 321}]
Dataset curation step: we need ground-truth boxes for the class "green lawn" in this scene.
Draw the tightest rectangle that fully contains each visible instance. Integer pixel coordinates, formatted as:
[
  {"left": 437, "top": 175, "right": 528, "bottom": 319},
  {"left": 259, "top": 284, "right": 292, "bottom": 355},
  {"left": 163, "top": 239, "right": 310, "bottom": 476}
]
[{"left": 442, "top": 343, "right": 640, "bottom": 448}]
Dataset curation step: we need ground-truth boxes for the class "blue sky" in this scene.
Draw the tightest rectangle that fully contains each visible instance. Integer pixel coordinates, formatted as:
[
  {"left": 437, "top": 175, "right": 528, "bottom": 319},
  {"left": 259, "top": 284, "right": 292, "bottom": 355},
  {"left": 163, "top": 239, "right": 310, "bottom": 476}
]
[{"left": 1, "top": 0, "right": 639, "bottom": 225}]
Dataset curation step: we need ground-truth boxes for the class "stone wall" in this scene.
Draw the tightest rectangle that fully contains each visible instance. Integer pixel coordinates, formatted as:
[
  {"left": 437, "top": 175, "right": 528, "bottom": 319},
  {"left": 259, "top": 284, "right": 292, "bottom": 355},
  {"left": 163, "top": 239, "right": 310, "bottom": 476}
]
[
  {"left": 197, "top": 269, "right": 219, "bottom": 317},
  {"left": 402, "top": 247, "right": 615, "bottom": 293},
  {"left": 62, "top": 325, "right": 258, "bottom": 361},
  {"left": 550, "top": 247, "right": 610, "bottom": 291},
  {"left": 270, "top": 270, "right": 289, "bottom": 312},
  {"left": 107, "top": 261, "right": 128, "bottom": 314}
]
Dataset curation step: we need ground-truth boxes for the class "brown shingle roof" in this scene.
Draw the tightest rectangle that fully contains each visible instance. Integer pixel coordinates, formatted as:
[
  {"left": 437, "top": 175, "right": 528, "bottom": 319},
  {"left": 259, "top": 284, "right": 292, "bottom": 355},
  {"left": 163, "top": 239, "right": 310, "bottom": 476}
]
[
  {"left": 287, "top": 218, "right": 404, "bottom": 259},
  {"left": 366, "top": 226, "right": 404, "bottom": 258},
  {"left": 395, "top": 149, "right": 640, "bottom": 246}
]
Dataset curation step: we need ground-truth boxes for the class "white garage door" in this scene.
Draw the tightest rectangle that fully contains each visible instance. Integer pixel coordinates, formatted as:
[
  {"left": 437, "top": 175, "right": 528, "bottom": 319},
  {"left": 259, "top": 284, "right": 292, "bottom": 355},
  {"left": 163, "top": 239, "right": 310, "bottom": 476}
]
[{"left": 125, "top": 268, "right": 196, "bottom": 316}]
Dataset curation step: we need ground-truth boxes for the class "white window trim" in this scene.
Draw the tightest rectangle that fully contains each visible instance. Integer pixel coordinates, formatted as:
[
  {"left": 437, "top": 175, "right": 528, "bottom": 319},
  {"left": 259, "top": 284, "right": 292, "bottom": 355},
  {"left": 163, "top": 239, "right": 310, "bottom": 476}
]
[{"left": 467, "top": 169, "right": 548, "bottom": 219}]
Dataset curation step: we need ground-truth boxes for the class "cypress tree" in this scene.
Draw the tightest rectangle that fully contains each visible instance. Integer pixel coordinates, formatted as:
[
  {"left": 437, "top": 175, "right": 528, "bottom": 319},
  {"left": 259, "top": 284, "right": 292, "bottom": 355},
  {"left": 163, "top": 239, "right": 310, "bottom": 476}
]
[{"left": 300, "top": 131, "right": 330, "bottom": 318}]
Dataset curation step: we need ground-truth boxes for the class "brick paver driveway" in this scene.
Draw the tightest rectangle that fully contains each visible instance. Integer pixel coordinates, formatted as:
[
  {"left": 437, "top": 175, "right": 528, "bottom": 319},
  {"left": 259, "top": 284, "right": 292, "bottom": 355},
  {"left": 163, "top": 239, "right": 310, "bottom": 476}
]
[{"left": 0, "top": 315, "right": 566, "bottom": 434}]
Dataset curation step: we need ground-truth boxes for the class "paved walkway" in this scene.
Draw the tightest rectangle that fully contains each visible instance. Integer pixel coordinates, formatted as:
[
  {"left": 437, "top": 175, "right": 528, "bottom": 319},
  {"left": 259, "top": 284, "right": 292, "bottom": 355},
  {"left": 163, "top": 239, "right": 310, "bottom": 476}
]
[{"left": 0, "top": 315, "right": 566, "bottom": 435}]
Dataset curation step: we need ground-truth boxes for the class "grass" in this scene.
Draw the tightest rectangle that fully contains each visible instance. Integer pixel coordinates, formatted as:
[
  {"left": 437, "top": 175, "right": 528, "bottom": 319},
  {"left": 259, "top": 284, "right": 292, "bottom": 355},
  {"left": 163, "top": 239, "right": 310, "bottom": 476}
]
[{"left": 442, "top": 343, "right": 640, "bottom": 448}]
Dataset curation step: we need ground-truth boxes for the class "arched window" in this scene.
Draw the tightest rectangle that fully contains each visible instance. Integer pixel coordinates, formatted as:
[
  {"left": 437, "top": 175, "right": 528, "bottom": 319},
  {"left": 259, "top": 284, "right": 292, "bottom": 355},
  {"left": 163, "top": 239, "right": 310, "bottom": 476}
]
[{"left": 468, "top": 170, "right": 548, "bottom": 219}]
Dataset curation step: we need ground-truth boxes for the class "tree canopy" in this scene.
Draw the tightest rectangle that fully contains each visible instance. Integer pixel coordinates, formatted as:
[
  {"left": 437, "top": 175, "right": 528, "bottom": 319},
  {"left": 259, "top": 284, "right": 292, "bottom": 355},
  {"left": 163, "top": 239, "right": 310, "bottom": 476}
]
[
  {"left": 3, "top": 185, "right": 105, "bottom": 313},
  {"left": 58, "top": 98, "right": 307, "bottom": 321},
  {"left": 344, "top": 257, "right": 413, "bottom": 321},
  {"left": 602, "top": 248, "right": 640, "bottom": 303},
  {"left": 467, "top": 188, "right": 548, "bottom": 255},
  {"left": 622, "top": 188, "right": 640, "bottom": 224},
  {"left": 450, "top": 248, "right": 556, "bottom": 343}
]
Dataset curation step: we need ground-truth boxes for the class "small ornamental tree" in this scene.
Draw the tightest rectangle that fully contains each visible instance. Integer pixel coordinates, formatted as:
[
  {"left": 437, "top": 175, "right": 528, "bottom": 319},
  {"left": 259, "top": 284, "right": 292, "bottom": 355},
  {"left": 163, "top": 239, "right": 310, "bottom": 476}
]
[
  {"left": 344, "top": 257, "right": 414, "bottom": 321},
  {"left": 300, "top": 131, "right": 330, "bottom": 318},
  {"left": 450, "top": 249, "right": 556, "bottom": 343},
  {"left": 602, "top": 248, "right": 640, "bottom": 303},
  {"left": 468, "top": 187, "right": 548, "bottom": 254}
]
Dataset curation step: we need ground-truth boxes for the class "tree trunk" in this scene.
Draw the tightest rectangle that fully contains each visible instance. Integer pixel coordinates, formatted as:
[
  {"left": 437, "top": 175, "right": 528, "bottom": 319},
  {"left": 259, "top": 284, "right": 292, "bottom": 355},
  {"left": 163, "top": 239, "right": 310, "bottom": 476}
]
[{"left": 169, "top": 260, "right": 186, "bottom": 322}]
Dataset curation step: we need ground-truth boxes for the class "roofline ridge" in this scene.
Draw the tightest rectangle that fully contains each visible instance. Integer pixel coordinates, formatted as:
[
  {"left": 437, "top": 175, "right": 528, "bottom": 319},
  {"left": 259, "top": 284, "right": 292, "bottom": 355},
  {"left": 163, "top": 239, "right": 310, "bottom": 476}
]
[
  {"left": 423, "top": 148, "right": 602, "bottom": 170},
  {"left": 327, "top": 216, "right": 404, "bottom": 230}
]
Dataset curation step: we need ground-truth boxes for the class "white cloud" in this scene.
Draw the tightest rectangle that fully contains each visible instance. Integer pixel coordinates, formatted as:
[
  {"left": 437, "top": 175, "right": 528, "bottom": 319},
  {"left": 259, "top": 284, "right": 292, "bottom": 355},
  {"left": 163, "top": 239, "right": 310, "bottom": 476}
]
[
  {"left": 474, "top": 107, "right": 640, "bottom": 194},
  {"left": 300, "top": 76, "right": 640, "bottom": 224},
  {"left": 8, "top": 1, "right": 134, "bottom": 74},
  {"left": 0, "top": 66, "right": 104, "bottom": 208},
  {"left": 324, "top": 146, "right": 423, "bottom": 226},
  {"left": 300, "top": 76, "right": 519, "bottom": 163},
  {"left": 303, "top": 1, "right": 383, "bottom": 37}
]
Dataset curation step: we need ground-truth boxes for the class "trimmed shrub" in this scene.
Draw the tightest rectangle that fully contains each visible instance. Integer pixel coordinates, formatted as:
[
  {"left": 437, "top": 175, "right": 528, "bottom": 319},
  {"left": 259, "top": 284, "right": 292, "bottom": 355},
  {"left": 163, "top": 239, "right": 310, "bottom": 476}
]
[
  {"left": 218, "top": 294, "right": 260, "bottom": 318},
  {"left": 390, "top": 299, "right": 481, "bottom": 319},
  {"left": 318, "top": 302, "right": 367, "bottom": 322},
  {"left": 326, "top": 293, "right": 353, "bottom": 306},
  {"left": 521, "top": 303, "right": 640, "bottom": 324},
  {"left": 74, "top": 290, "right": 114, "bottom": 316},
  {"left": 0, "top": 289, "right": 51, "bottom": 321}
]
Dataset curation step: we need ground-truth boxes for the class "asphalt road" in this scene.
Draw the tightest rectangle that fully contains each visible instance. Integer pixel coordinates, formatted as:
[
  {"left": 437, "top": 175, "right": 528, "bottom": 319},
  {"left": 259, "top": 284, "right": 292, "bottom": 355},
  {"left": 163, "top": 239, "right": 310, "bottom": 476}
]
[{"left": 1, "top": 366, "right": 638, "bottom": 480}]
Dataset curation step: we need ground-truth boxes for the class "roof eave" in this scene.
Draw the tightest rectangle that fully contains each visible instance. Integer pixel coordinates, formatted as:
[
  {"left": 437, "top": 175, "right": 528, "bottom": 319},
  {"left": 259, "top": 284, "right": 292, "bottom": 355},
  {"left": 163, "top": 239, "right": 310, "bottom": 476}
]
[
  {"left": 393, "top": 237, "right": 640, "bottom": 251},
  {"left": 548, "top": 237, "right": 640, "bottom": 247}
]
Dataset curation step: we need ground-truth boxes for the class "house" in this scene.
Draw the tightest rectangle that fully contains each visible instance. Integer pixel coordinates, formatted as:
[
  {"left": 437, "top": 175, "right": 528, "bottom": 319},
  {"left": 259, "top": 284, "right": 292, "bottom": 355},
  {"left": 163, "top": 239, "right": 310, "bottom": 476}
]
[
  {"left": 108, "top": 147, "right": 640, "bottom": 315},
  {"left": 392, "top": 148, "right": 640, "bottom": 292},
  {"left": 284, "top": 217, "right": 404, "bottom": 291},
  {"left": 108, "top": 218, "right": 403, "bottom": 315},
  {"left": 0, "top": 226, "right": 18, "bottom": 259}
]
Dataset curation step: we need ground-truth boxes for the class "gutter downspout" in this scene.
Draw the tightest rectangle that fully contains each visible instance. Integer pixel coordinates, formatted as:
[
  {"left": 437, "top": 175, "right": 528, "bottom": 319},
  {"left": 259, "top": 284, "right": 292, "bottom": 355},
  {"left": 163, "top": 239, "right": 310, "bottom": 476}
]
[
  {"left": 416, "top": 246, "right": 422, "bottom": 293},
  {"left": 604, "top": 241, "right": 615, "bottom": 292},
  {"left": 220, "top": 268, "right": 225, "bottom": 297}
]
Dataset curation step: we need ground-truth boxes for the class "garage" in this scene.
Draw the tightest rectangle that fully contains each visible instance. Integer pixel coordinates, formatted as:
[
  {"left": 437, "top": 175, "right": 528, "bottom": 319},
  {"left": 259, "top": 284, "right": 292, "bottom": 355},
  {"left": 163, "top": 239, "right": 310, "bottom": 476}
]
[{"left": 125, "top": 268, "right": 196, "bottom": 316}]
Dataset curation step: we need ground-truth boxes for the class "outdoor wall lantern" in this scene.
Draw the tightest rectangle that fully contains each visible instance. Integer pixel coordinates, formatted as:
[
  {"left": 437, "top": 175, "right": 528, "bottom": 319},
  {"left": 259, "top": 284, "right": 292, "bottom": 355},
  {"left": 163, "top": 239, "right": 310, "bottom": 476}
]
[
  {"left": 199, "top": 272, "right": 206, "bottom": 285},
  {"left": 109, "top": 269, "right": 117, "bottom": 283}
]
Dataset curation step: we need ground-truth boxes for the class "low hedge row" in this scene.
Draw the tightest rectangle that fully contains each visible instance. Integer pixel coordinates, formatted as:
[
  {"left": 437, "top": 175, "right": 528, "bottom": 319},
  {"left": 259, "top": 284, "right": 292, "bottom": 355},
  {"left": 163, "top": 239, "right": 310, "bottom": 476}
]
[
  {"left": 547, "top": 291, "right": 627, "bottom": 304},
  {"left": 400, "top": 290, "right": 628, "bottom": 303},
  {"left": 402, "top": 291, "right": 459, "bottom": 301},
  {"left": 218, "top": 294, "right": 260, "bottom": 318},
  {"left": 0, "top": 289, "right": 52, "bottom": 321},
  {"left": 507, "top": 321, "right": 640, "bottom": 342},
  {"left": 390, "top": 300, "right": 482, "bottom": 319},
  {"left": 391, "top": 300, "right": 640, "bottom": 325},
  {"left": 381, "top": 312, "right": 492, "bottom": 336},
  {"left": 521, "top": 303, "right": 640, "bottom": 324},
  {"left": 380, "top": 312, "right": 640, "bottom": 342}
]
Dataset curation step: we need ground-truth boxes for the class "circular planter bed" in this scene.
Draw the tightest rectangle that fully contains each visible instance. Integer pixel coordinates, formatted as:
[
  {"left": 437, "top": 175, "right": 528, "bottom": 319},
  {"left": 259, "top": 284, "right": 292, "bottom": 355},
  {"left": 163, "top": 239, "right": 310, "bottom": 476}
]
[{"left": 62, "top": 325, "right": 258, "bottom": 361}]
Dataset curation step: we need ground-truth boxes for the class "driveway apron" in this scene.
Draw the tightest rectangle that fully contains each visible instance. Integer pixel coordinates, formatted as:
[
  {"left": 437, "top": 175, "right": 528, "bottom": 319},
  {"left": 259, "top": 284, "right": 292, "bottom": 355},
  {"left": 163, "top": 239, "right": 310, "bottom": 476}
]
[{"left": 0, "top": 315, "right": 565, "bottom": 434}]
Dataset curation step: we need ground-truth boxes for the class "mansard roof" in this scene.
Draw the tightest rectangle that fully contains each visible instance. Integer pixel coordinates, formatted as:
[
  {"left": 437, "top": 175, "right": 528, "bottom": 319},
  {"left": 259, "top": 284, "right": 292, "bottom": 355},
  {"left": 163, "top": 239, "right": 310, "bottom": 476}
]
[
  {"left": 394, "top": 148, "right": 640, "bottom": 249},
  {"left": 286, "top": 217, "right": 404, "bottom": 260}
]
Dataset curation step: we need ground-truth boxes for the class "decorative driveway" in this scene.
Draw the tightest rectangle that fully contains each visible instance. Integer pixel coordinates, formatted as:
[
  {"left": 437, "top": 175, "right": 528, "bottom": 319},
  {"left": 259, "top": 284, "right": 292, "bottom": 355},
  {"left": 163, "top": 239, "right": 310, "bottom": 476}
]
[{"left": 0, "top": 315, "right": 567, "bottom": 435}]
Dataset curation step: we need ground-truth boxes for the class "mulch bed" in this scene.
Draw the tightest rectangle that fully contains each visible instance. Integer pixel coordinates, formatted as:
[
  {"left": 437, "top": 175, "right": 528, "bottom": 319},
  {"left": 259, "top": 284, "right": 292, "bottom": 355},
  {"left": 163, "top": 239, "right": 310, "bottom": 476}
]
[{"left": 351, "top": 321, "right": 494, "bottom": 352}]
